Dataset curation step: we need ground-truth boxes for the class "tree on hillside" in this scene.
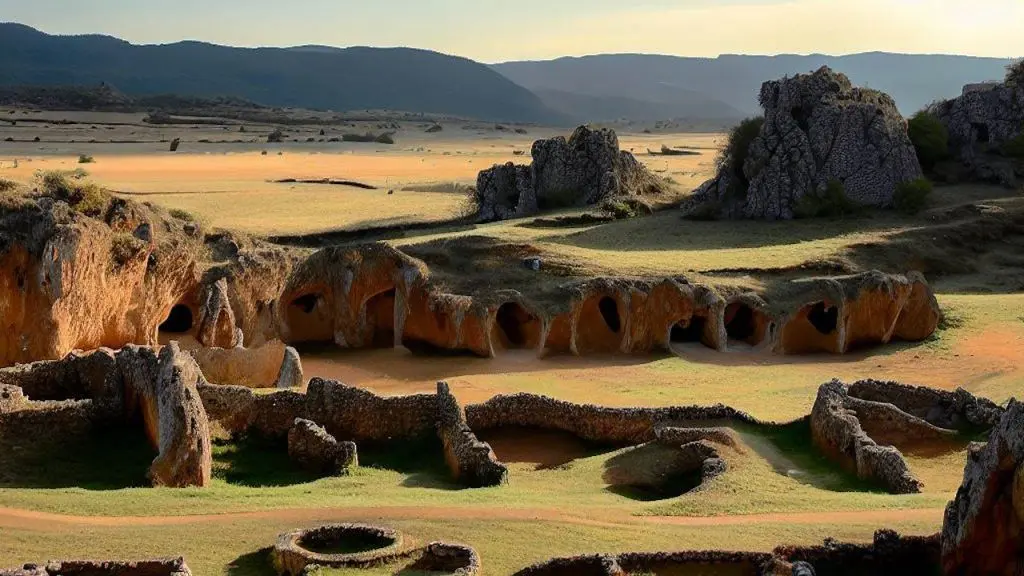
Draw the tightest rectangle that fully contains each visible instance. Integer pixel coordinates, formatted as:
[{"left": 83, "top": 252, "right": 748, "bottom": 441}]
[{"left": 1007, "top": 59, "right": 1024, "bottom": 86}]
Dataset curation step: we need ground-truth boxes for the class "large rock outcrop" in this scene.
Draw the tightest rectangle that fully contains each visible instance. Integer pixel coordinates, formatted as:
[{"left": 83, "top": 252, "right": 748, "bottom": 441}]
[
  {"left": 476, "top": 126, "right": 664, "bottom": 221},
  {"left": 0, "top": 189, "right": 203, "bottom": 367},
  {"left": 287, "top": 417, "right": 357, "bottom": 475},
  {"left": 682, "top": 66, "right": 922, "bottom": 220},
  {"left": 931, "top": 81, "right": 1024, "bottom": 186},
  {"left": 942, "top": 400, "right": 1024, "bottom": 574}
]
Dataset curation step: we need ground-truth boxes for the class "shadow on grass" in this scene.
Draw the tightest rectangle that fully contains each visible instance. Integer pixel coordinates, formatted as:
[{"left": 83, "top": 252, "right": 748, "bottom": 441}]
[
  {"left": 213, "top": 435, "right": 322, "bottom": 488},
  {"left": 358, "top": 435, "right": 462, "bottom": 491},
  {"left": 737, "top": 419, "right": 885, "bottom": 493},
  {"left": 0, "top": 423, "right": 154, "bottom": 490},
  {"left": 225, "top": 547, "right": 275, "bottom": 576},
  {"left": 602, "top": 442, "right": 705, "bottom": 502}
]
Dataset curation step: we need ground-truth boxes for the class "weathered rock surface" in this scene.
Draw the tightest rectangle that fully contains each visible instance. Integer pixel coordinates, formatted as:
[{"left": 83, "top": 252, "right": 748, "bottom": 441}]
[
  {"left": 188, "top": 340, "right": 303, "bottom": 389},
  {"left": 942, "top": 400, "right": 1024, "bottom": 575},
  {"left": 287, "top": 417, "right": 357, "bottom": 475},
  {"left": 0, "top": 191, "right": 203, "bottom": 367},
  {"left": 119, "top": 344, "right": 212, "bottom": 487},
  {"left": 0, "top": 558, "right": 193, "bottom": 576},
  {"left": 931, "top": 81, "right": 1024, "bottom": 186},
  {"left": 810, "top": 380, "right": 922, "bottom": 494},
  {"left": 436, "top": 381, "right": 507, "bottom": 487},
  {"left": 476, "top": 126, "right": 664, "bottom": 221},
  {"left": 682, "top": 66, "right": 922, "bottom": 219}
]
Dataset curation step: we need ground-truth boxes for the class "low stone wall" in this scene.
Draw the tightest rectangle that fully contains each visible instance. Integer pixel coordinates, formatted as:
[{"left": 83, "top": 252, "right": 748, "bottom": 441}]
[
  {"left": 847, "top": 379, "right": 1003, "bottom": 431},
  {"left": 0, "top": 558, "right": 192, "bottom": 576},
  {"left": 655, "top": 426, "right": 741, "bottom": 451},
  {"left": 410, "top": 542, "right": 481, "bottom": 576},
  {"left": 515, "top": 551, "right": 778, "bottom": 575},
  {"left": 287, "top": 418, "right": 357, "bottom": 475},
  {"left": 436, "top": 381, "right": 507, "bottom": 487},
  {"left": 810, "top": 380, "right": 923, "bottom": 494},
  {"left": 466, "top": 392, "right": 759, "bottom": 446},
  {"left": 775, "top": 529, "right": 941, "bottom": 574},
  {"left": 189, "top": 340, "right": 302, "bottom": 389},
  {"left": 306, "top": 378, "right": 436, "bottom": 442},
  {"left": 1, "top": 344, "right": 213, "bottom": 488}
]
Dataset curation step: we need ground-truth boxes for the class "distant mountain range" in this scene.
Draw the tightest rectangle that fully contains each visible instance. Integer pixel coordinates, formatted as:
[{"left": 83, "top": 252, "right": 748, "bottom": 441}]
[
  {"left": 0, "top": 23, "right": 561, "bottom": 124},
  {"left": 493, "top": 53, "right": 1016, "bottom": 122},
  {"left": 0, "top": 23, "right": 1017, "bottom": 127}
]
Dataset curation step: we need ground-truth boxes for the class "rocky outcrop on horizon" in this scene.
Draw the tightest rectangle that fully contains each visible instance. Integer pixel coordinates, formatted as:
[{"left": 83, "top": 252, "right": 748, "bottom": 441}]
[{"left": 682, "top": 67, "right": 923, "bottom": 220}]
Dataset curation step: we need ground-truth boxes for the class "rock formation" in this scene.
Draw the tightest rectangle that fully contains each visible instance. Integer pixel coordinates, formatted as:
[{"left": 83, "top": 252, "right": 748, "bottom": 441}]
[
  {"left": 682, "top": 66, "right": 922, "bottom": 220},
  {"left": 942, "top": 400, "right": 1024, "bottom": 574},
  {"left": 0, "top": 186, "right": 202, "bottom": 366},
  {"left": 189, "top": 340, "right": 303, "bottom": 389},
  {"left": 0, "top": 558, "right": 193, "bottom": 576},
  {"left": 930, "top": 81, "right": 1024, "bottom": 186},
  {"left": 476, "top": 126, "right": 664, "bottom": 221},
  {"left": 287, "top": 418, "right": 357, "bottom": 475},
  {"left": 436, "top": 381, "right": 507, "bottom": 487}
]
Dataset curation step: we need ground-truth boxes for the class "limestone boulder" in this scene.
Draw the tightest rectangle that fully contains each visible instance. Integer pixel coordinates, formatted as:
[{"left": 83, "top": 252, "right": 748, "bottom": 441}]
[
  {"left": 682, "top": 66, "right": 922, "bottom": 220},
  {"left": 476, "top": 126, "right": 663, "bottom": 222},
  {"left": 942, "top": 400, "right": 1024, "bottom": 574}
]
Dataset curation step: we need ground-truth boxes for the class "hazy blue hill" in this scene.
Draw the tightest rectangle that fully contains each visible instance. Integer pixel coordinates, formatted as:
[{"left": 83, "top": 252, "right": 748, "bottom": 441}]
[{"left": 0, "top": 23, "right": 563, "bottom": 123}]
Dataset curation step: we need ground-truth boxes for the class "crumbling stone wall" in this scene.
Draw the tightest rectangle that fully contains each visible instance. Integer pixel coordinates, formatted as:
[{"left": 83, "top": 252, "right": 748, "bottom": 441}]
[
  {"left": 306, "top": 378, "right": 436, "bottom": 442},
  {"left": 775, "top": 530, "right": 941, "bottom": 575},
  {"left": 682, "top": 66, "right": 922, "bottom": 220},
  {"left": 810, "top": 380, "right": 923, "bottom": 494},
  {"left": 188, "top": 340, "right": 303, "bottom": 389},
  {"left": 0, "top": 558, "right": 193, "bottom": 576},
  {"left": 287, "top": 417, "right": 357, "bottom": 475},
  {"left": 0, "top": 349, "right": 122, "bottom": 416},
  {"left": 942, "top": 400, "right": 1024, "bottom": 575},
  {"left": 466, "top": 392, "right": 760, "bottom": 446},
  {"left": 514, "top": 551, "right": 779, "bottom": 576},
  {"left": 476, "top": 126, "right": 664, "bottom": 222},
  {"left": 436, "top": 381, "right": 507, "bottom": 487},
  {"left": 848, "top": 379, "right": 1003, "bottom": 432},
  {"left": 272, "top": 523, "right": 410, "bottom": 575}
]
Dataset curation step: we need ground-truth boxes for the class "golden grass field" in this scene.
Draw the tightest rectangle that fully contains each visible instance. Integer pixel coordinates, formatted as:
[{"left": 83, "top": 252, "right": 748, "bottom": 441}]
[{"left": 0, "top": 121, "right": 1022, "bottom": 575}]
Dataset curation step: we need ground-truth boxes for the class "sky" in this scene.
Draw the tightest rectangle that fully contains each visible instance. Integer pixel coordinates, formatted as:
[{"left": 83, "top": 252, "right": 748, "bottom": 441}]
[{"left": 2, "top": 0, "right": 1021, "bottom": 62}]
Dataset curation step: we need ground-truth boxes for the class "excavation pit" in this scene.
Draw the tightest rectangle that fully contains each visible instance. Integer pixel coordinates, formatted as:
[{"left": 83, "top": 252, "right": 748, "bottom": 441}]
[{"left": 477, "top": 426, "right": 611, "bottom": 470}]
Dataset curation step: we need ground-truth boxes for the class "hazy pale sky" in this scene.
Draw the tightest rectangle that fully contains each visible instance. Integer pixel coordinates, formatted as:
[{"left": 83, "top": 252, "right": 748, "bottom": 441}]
[{"left": 2, "top": 0, "right": 1021, "bottom": 62}]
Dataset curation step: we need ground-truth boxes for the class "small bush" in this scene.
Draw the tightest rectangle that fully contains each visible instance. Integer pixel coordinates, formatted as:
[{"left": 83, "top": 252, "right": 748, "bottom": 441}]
[
  {"left": 78, "top": 154, "right": 95, "bottom": 164},
  {"left": 717, "top": 117, "right": 765, "bottom": 200},
  {"left": 794, "top": 179, "right": 860, "bottom": 219},
  {"left": 37, "top": 171, "right": 111, "bottom": 216},
  {"left": 169, "top": 208, "right": 196, "bottom": 221},
  {"left": 908, "top": 111, "right": 949, "bottom": 169},
  {"left": 1003, "top": 132, "right": 1024, "bottom": 158},
  {"left": 894, "top": 178, "right": 933, "bottom": 214},
  {"left": 0, "top": 178, "right": 19, "bottom": 193},
  {"left": 110, "top": 233, "right": 147, "bottom": 267},
  {"left": 1006, "top": 59, "right": 1024, "bottom": 86},
  {"left": 267, "top": 129, "right": 284, "bottom": 143},
  {"left": 375, "top": 132, "right": 395, "bottom": 145}
]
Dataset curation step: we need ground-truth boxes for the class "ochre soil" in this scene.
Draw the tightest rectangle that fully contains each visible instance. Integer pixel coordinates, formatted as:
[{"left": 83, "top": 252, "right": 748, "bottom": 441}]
[
  {"left": 299, "top": 328, "right": 1023, "bottom": 414},
  {"left": 476, "top": 427, "right": 601, "bottom": 469}
]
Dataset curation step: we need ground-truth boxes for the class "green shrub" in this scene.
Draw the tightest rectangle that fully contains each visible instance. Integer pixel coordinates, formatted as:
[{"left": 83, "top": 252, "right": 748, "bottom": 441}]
[
  {"left": 1006, "top": 59, "right": 1024, "bottom": 86},
  {"left": 78, "top": 154, "right": 95, "bottom": 164},
  {"left": 717, "top": 117, "right": 764, "bottom": 200},
  {"left": 110, "top": 233, "right": 147, "bottom": 267},
  {"left": 908, "top": 111, "right": 949, "bottom": 169},
  {"left": 794, "top": 179, "right": 860, "bottom": 219},
  {"left": 375, "top": 132, "right": 395, "bottom": 145},
  {"left": 38, "top": 170, "right": 111, "bottom": 216},
  {"left": 169, "top": 208, "right": 196, "bottom": 221},
  {"left": 0, "top": 178, "right": 19, "bottom": 193},
  {"left": 894, "top": 178, "right": 933, "bottom": 214},
  {"left": 1003, "top": 132, "right": 1024, "bottom": 158}
]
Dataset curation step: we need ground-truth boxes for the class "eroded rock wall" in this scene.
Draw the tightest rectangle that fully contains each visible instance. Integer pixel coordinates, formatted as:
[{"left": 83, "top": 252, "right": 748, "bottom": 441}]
[
  {"left": 0, "top": 558, "right": 193, "bottom": 576},
  {"left": 188, "top": 340, "right": 303, "bottom": 389}
]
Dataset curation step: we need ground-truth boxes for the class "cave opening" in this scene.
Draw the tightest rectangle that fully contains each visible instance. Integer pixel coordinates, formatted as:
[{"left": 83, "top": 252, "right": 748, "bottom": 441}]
[
  {"left": 496, "top": 302, "right": 538, "bottom": 348},
  {"left": 364, "top": 289, "right": 396, "bottom": 348},
  {"left": 724, "top": 303, "right": 757, "bottom": 343},
  {"left": 972, "top": 122, "right": 990, "bottom": 144},
  {"left": 807, "top": 302, "right": 839, "bottom": 335},
  {"left": 671, "top": 316, "right": 707, "bottom": 345},
  {"left": 285, "top": 291, "right": 335, "bottom": 346},
  {"left": 292, "top": 293, "right": 320, "bottom": 314},
  {"left": 792, "top": 106, "right": 811, "bottom": 131},
  {"left": 598, "top": 296, "right": 621, "bottom": 333},
  {"left": 159, "top": 304, "right": 194, "bottom": 334}
]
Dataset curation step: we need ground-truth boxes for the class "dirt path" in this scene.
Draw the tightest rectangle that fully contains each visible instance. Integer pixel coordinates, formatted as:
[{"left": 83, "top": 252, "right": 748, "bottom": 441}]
[{"left": 0, "top": 505, "right": 944, "bottom": 531}]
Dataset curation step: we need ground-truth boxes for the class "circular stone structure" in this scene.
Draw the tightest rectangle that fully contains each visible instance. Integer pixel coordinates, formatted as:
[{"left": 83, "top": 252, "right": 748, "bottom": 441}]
[{"left": 272, "top": 523, "right": 408, "bottom": 575}]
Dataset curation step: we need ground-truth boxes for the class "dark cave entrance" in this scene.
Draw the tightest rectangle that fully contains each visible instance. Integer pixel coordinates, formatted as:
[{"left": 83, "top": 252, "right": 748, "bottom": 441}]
[
  {"left": 364, "top": 289, "right": 396, "bottom": 348},
  {"left": 724, "top": 303, "right": 758, "bottom": 344},
  {"left": 495, "top": 302, "right": 540, "bottom": 349},
  {"left": 159, "top": 304, "right": 194, "bottom": 334},
  {"left": 598, "top": 296, "right": 621, "bottom": 333},
  {"left": 671, "top": 315, "right": 710, "bottom": 348},
  {"left": 807, "top": 302, "right": 839, "bottom": 335}
]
